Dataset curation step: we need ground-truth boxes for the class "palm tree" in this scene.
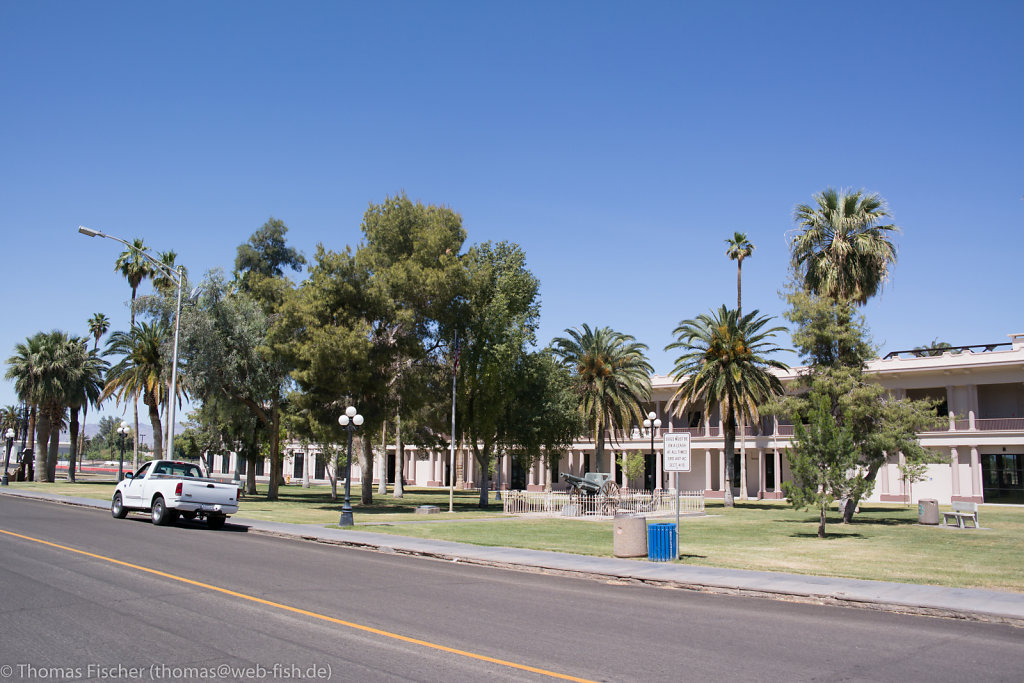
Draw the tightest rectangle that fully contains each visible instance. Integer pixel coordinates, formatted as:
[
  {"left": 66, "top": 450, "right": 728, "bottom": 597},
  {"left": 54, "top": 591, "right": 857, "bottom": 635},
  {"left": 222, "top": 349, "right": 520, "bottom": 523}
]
[
  {"left": 63, "top": 338, "right": 108, "bottom": 481},
  {"left": 790, "top": 187, "right": 899, "bottom": 304},
  {"left": 114, "top": 237, "right": 153, "bottom": 468},
  {"left": 666, "top": 306, "right": 788, "bottom": 507},
  {"left": 725, "top": 232, "right": 754, "bottom": 314},
  {"left": 87, "top": 313, "right": 110, "bottom": 351},
  {"left": 5, "top": 334, "right": 44, "bottom": 467},
  {"left": 552, "top": 324, "right": 653, "bottom": 474},
  {"left": 14, "top": 331, "right": 79, "bottom": 481},
  {"left": 152, "top": 250, "right": 188, "bottom": 296},
  {"left": 102, "top": 321, "right": 176, "bottom": 460}
]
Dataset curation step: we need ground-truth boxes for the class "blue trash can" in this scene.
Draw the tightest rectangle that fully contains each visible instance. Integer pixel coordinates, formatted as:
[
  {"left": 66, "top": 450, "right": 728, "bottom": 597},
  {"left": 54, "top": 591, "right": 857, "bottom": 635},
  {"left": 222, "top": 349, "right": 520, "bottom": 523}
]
[{"left": 647, "top": 522, "right": 677, "bottom": 562}]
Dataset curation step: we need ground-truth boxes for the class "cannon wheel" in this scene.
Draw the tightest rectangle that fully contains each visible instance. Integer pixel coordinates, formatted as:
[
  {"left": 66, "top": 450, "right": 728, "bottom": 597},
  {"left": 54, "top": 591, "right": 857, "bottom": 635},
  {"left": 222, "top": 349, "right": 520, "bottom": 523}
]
[{"left": 599, "top": 480, "right": 620, "bottom": 516}]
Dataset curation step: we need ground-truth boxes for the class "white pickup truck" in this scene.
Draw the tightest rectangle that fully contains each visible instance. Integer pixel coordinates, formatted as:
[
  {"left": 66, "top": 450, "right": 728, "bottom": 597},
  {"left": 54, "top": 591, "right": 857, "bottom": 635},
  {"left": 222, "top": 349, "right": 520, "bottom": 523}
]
[{"left": 111, "top": 460, "right": 240, "bottom": 529}]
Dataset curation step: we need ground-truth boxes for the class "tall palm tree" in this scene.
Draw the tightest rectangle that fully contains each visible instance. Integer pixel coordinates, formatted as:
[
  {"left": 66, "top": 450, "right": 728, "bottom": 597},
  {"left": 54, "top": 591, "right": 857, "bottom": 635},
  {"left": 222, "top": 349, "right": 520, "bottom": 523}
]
[
  {"left": 666, "top": 306, "right": 788, "bottom": 507},
  {"left": 17, "top": 331, "right": 79, "bottom": 481},
  {"left": 5, "top": 334, "right": 45, "bottom": 466},
  {"left": 552, "top": 324, "right": 653, "bottom": 473},
  {"left": 87, "top": 313, "right": 110, "bottom": 351},
  {"left": 63, "top": 338, "right": 108, "bottom": 481},
  {"left": 790, "top": 187, "right": 899, "bottom": 304},
  {"left": 114, "top": 237, "right": 153, "bottom": 468},
  {"left": 102, "top": 321, "right": 177, "bottom": 459},
  {"left": 725, "top": 232, "right": 754, "bottom": 314},
  {"left": 152, "top": 250, "right": 188, "bottom": 297}
]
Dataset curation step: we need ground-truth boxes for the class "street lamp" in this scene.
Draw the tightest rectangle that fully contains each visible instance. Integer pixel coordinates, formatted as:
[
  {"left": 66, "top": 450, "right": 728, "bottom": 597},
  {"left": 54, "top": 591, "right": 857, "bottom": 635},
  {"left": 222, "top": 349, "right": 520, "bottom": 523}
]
[
  {"left": 2, "top": 428, "right": 15, "bottom": 486},
  {"left": 116, "top": 423, "right": 130, "bottom": 481},
  {"left": 337, "top": 406, "right": 364, "bottom": 527},
  {"left": 642, "top": 411, "right": 662, "bottom": 491},
  {"left": 78, "top": 225, "right": 185, "bottom": 461}
]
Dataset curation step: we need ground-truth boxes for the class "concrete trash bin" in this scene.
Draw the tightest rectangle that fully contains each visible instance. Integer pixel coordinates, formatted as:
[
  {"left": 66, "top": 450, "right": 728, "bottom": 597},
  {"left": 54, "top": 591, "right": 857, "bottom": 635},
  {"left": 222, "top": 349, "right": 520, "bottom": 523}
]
[
  {"left": 918, "top": 499, "right": 939, "bottom": 525},
  {"left": 647, "top": 522, "right": 677, "bottom": 562},
  {"left": 613, "top": 515, "right": 648, "bottom": 557}
]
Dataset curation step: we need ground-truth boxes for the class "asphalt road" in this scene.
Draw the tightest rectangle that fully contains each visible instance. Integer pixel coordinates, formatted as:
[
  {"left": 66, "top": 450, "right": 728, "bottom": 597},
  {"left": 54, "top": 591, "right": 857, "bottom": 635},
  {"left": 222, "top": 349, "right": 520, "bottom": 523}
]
[{"left": 0, "top": 496, "right": 1021, "bottom": 683}]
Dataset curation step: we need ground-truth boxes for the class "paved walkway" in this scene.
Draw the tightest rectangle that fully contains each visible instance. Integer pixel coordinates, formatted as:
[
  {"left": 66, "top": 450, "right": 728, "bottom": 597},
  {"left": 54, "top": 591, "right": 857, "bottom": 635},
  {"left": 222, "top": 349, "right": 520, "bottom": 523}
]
[{"left": 3, "top": 488, "right": 1023, "bottom": 626}]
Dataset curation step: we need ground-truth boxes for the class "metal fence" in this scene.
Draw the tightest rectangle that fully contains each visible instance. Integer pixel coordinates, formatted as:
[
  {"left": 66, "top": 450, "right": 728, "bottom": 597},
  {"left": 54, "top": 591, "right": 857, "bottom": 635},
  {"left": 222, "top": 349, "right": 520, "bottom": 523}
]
[{"left": 502, "top": 489, "right": 704, "bottom": 517}]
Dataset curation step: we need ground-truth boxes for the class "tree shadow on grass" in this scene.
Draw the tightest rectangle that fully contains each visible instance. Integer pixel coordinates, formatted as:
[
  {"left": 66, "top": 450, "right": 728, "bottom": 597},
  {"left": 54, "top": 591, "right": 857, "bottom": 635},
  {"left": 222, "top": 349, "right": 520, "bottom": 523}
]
[{"left": 789, "top": 531, "right": 866, "bottom": 539}]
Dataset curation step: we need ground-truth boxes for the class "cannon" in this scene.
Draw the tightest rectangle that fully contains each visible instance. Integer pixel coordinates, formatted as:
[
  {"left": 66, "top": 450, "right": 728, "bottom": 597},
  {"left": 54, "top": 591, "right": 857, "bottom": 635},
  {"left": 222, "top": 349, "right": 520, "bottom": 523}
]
[{"left": 560, "top": 472, "right": 620, "bottom": 516}]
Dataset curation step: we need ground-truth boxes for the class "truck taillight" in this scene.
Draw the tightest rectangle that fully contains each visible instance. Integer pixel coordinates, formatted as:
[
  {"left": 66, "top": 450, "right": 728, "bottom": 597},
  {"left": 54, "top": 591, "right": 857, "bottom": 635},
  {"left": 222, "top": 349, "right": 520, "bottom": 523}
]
[
  {"left": 237, "top": 487, "right": 243, "bottom": 501},
  {"left": 175, "top": 482, "right": 182, "bottom": 496}
]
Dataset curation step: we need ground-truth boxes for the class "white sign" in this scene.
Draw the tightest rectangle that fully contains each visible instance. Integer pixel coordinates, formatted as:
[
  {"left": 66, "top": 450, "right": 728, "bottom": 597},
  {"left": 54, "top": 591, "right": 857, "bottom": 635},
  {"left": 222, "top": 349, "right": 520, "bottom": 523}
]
[{"left": 663, "top": 433, "right": 691, "bottom": 472}]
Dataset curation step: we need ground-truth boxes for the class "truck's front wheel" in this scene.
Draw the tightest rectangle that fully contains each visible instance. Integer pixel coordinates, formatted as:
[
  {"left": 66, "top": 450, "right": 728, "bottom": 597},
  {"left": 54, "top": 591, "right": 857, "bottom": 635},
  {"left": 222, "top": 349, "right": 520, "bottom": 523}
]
[{"left": 111, "top": 493, "right": 128, "bottom": 519}]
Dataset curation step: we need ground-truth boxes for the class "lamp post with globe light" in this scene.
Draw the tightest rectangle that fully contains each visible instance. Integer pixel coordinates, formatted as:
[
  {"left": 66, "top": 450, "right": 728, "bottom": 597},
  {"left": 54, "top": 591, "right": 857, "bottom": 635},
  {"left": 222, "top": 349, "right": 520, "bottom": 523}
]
[
  {"left": 116, "top": 423, "right": 130, "bottom": 481},
  {"left": 2, "top": 428, "right": 15, "bottom": 486},
  {"left": 338, "top": 406, "right": 363, "bottom": 527},
  {"left": 643, "top": 411, "right": 662, "bottom": 491}
]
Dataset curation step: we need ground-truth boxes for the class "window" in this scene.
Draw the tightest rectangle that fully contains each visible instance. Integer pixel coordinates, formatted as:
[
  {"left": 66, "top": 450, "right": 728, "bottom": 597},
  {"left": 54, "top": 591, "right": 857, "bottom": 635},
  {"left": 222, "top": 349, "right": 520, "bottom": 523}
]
[
  {"left": 220, "top": 455, "right": 229, "bottom": 474},
  {"left": 315, "top": 455, "right": 326, "bottom": 480},
  {"left": 293, "top": 453, "right": 304, "bottom": 479},
  {"left": 255, "top": 458, "right": 265, "bottom": 476},
  {"left": 765, "top": 455, "right": 775, "bottom": 492},
  {"left": 238, "top": 457, "right": 246, "bottom": 475},
  {"left": 983, "top": 454, "right": 1024, "bottom": 504}
]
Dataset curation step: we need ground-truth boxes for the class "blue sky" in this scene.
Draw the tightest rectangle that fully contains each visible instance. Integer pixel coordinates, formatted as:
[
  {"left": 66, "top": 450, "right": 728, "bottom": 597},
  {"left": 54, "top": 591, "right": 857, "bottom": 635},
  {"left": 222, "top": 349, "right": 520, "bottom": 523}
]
[{"left": 2, "top": 1, "right": 1021, "bottom": 425}]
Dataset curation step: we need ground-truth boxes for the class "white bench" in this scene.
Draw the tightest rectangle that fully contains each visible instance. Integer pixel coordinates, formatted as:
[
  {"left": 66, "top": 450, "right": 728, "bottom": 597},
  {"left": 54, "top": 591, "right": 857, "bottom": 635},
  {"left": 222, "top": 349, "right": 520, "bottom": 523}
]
[{"left": 943, "top": 501, "right": 979, "bottom": 529}]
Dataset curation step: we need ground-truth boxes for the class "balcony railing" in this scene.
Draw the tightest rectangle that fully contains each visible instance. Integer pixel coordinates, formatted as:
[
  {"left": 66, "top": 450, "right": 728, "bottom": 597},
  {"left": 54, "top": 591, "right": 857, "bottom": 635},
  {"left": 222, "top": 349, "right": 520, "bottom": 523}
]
[{"left": 573, "top": 416, "right": 1024, "bottom": 444}]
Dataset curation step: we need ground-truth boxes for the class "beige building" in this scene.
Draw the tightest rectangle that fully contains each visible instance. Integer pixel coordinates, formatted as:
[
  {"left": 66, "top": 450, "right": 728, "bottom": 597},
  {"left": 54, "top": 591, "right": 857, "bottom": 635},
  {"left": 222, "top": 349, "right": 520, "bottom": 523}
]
[{"left": 212, "top": 333, "right": 1024, "bottom": 506}]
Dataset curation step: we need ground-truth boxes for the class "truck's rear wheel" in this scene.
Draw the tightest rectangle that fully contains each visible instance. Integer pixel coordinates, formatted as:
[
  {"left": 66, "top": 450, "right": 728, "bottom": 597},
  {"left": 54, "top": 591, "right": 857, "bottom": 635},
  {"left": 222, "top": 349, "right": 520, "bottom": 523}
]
[
  {"left": 111, "top": 493, "right": 128, "bottom": 519},
  {"left": 151, "top": 496, "right": 171, "bottom": 526},
  {"left": 207, "top": 514, "right": 226, "bottom": 530},
  {"left": 181, "top": 511, "right": 197, "bottom": 521}
]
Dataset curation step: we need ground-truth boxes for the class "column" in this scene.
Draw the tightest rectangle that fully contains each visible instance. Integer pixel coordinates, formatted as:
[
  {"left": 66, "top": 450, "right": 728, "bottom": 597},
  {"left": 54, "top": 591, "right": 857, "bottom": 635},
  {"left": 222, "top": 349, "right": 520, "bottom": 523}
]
[
  {"left": 656, "top": 447, "right": 663, "bottom": 491},
  {"left": 757, "top": 448, "right": 765, "bottom": 499},
  {"left": 705, "top": 449, "right": 713, "bottom": 492},
  {"left": 302, "top": 447, "right": 310, "bottom": 488},
  {"left": 773, "top": 448, "right": 782, "bottom": 494},
  {"left": 970, "top": 447, "right": 981, "bottom": 500},
  {"left": 739, "top": 448, "right": 747, "bottom": 500},
  {"left": 949, "top": 447, "right": 959, "bottom": 499}
]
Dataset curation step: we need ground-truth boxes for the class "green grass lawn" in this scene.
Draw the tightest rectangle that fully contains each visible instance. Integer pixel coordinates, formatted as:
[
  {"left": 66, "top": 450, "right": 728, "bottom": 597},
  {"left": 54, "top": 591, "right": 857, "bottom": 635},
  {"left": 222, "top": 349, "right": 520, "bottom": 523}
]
[{"left": 7, "top": 480, "right": 1023, "bottom": 591}]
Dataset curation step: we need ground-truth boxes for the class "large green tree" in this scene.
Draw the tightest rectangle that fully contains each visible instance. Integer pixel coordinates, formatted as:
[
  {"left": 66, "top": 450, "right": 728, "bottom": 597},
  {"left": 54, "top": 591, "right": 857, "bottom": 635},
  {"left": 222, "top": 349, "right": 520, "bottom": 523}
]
[
  {"left": 278, "top": 196, "right": 465, "bottom": 505},
  {"left": 456, "top": 242, "right": 541, "bottom": 506},
  {"left": 790, "top": 187, "right": 899, "bottom": 305},
  {"left": 179, "top": 272, "right": 293, "bottom": 498},
  {"left": 784, "top": 385, "right": 859, "bottom": 538},
  {"left": 666, "top": 306, "right": 788, "bottom": 507},
  {"left": 552, "top": 324, "right": 652, "bottom": 478},
  {"left": 775, "top": 289, "right": 943, "bottom": 521},
  {"left": 224, "top": 219, "right": 306, "bottom": 499}
]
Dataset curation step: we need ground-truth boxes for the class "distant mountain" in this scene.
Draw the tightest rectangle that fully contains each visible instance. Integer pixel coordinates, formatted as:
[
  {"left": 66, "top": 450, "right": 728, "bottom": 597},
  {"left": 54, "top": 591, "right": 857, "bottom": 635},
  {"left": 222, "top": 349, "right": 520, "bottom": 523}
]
[{"left": 63, "top": 422, "right": 185, "bottom": 441}]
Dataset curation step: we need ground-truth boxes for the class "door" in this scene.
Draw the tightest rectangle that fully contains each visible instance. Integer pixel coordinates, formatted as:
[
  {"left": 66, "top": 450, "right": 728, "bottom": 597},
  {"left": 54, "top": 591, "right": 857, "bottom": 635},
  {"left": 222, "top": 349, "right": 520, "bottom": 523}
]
[{"left": 123, "top": 462, "right": 152, "bottom": 506}]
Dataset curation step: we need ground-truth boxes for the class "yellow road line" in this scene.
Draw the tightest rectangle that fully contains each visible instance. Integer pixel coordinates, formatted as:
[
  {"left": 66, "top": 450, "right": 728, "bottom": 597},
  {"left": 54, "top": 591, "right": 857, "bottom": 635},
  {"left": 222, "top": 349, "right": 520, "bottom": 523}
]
[{"left": 0, "top": 528, "right": 594, "bottom": 682}]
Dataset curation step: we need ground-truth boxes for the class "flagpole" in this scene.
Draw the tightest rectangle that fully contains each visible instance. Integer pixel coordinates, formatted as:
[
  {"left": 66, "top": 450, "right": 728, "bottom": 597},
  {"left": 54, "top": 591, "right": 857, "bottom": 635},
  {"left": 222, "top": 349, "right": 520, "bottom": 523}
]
[{"left": 448, "top": 332, "right": 458, "bottom": 513}]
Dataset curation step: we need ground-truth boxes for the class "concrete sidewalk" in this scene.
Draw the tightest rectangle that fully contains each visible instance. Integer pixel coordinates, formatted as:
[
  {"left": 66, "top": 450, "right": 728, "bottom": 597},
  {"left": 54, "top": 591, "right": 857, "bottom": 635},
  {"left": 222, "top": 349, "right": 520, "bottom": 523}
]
[{"left": 4, "top": 488, "right": 1023, "bottom": 626}]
